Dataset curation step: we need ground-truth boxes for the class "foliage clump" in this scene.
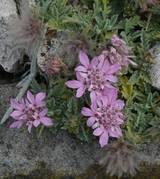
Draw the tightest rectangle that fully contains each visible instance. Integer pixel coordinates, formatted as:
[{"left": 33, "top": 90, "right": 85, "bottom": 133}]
[{"left": 6, "top": 0, "right": 160, "bottom": 177}]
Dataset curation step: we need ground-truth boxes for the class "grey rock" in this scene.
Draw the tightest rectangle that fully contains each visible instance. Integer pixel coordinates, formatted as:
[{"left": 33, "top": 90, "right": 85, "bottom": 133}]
[
  {"left": 0, "top": 0, "right": 24, "bottom": 72},
  {"left": 37, "top": 32, "right": 79, "bottom": 71},
  {"left": 0, "top": 0, "right": 35, "bottom": 73},
  {"left": 150, "top": 44, "right": 160, "bottom": 89},
  {"left": 1, "top": 82, "right": 160, "bottom": 178}
]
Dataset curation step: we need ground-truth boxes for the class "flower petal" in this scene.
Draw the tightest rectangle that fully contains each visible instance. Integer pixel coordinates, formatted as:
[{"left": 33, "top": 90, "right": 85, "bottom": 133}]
[
  {"left": 33, "top": 120, "right": 40, "bottom": 127},
  {"left": 27, "top": 91, "right": 35, "bottom": 104},
  {"left": 10, "top": 121, "right": 23, "bottom": 129},
  {"left": 10, "top": 99, "right": 24, "bottom": 111},
  {"left": 91, "top": 57, "right": 99, "bottom": 67},
  {"left": 35, "top": 92, "right": 46, "bottom": 105},
  {"left": 97, "top": 55, "right": 105, "bottom": 69},
  {"left": 115, "top": 100, "right": 125, "bottom": 110},
  {"left": 90, "top": 91, "right": 97, "bottom": 104},
  {"left": 65, "top": 80, "right": 82, "bottom": 89},
  {"left": 99, "top": 131, "right": 109, "bottom": 147},
  {"left": 40, "top": 117, "right": 53, "bottom": 126},
  {"left": 79, "top": 50, "right": 89, "bottom": 67},
  {"left": 87, "top": 117, "right": 96, "bottom": 127},
  {"left": 10, "top": 110, "right": 24, "bottom": 119},
  {"left": 76, "top": 72, "right": 84, "bottom": 82},
  {"left": 105, "top": 75, "right": 118, "bottom": 83},
  {"left": 103, "top": 88, "right": 118, "bottom": 104},
  {"left": 107, "top": 64, "right": 120, "bottom": 74},
  {"left": 81, "top": 107, "right": 93, "bottom": 117},
  {"left": 76, "top": 86, "right": 86, "bottom": 97},
  {"left": 109, "top": 126, "right": 122, "bottom": 138},
  {"left": 75, "top": 65, "right": 87, "bottom": 72},
  {"left": 93, "top": 127, "right": 103, "bottom": 136},
  {"left": 39, "top": 109, "right": 48, "bottom": 117}
]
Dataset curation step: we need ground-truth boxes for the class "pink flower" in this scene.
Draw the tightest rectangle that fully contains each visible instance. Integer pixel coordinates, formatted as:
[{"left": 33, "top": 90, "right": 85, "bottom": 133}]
[
  {"left": 103, "top": 35, "right": 133, "bottom": 67},
  {"left": 147, "top": 0, "right": 158, "bottom": 5},
  {"left": 81, "top": 88, "right": 125, "bottom": 147},
  {"left": 111, "top": 35, "right": 129, "bottom": 55},
  {"left": 10, "top": 91, "right": 53, "bottom": 133},
  {"left": 65, "top": 50, "right": 120, "bottom": 101}
]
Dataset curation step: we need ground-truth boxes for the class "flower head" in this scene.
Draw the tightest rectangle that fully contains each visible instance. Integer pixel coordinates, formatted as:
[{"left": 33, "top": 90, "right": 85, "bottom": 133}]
[
  {"left": 10, "top": 91, "right": 53, "bottom": 133},
  {"left": 103, "top": 35, "right": 133, "bottom": 67},
  {"left": 65, "top": 50, "right": 120, "bottom": 101},
  {"left": 44, "top": 57, "right": 63, "bottom": 76},
  {"left": 81, "top": 88, "right": 125, "bottom": 147}
]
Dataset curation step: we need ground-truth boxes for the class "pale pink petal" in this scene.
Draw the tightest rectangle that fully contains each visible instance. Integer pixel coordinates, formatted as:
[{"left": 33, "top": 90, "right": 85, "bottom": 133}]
[
  {"left": 75, "top": 65, "right": 87, "bottom": 72},
  {"left": 76, "top": 86, "right": 86, "bottom": 97},
  {"left": 97, "top": 55, "right": 105, "bottom": 69},
  {"left": 103, "top": 88, "right": 118, "bottom": 104},
  {"left": 40, "top": 117, "right": 53, "bottom": 126},
  {"left": 79, "top": 50, "right": 90, "bottom": 67},
  {"left": 91, "top": 101, "right": 97, "bottom": 111},
  {"left": 33, "top": 120, "right": 40, "bottom": 127},
  {"left": 116, "top": 116, "right": 124, "bottom": 125},
  {"left": 87, "top": 117, "right": 96, "bottom": 127},
  {"left": 81, "top": 107, "right": 93, "bottom": 117},
  {"left": 101, "top": 59, "right": 110, "bottom": 71},
  {"left": 27, "top": 91, "right": 35, "bottom": 104},
  {"left": 10, "top": 121, "right": 23, "bottom": 129},
  {"left": 35, "top": 92, "right": 46, "bottom": 105},
  {"left": 92, "top": 122, "right": 99, "bottom": 129},
  {"left": 101, "top": 96, "right": 109, "bottom": 106},
  {"left": 109, "top": 126, "right": 122, "bottom": 138},
  {"left": 91, "top": 57, "right": 99, "bottom": 67},
  {"left": 10, "top": 110, "right": 24, "bottom": 118},
  {"left": 115, "top": 100, "right": 125, "bottom": 110},
  {"left": 99, "top": 131, "right": 109, "bottom": 147},
  {"left": 90, "top": 91, "right": 97, "bottom": 103},
  {"left": 10, "top": 99, "right": 24, "bottom": 110},
  {"left": 78, "top": 72, "right": 88, "bottom": 78},
  {"left": 105, "top": 75, "right": 118, "bottom": 82},
  {"left": 107, "top": 64, "right": 120, "bottom": 74},
  {"left": 39, "top": 109, "right": 48, "bottom": 117},
  {"left": 65, "top": 80, "right": 82, "bottom": 89},
  {"left": 76, "top": 72, "right": 84, "bottom": 82},
  {"left": 93, "top": 127, "right": 103, "bottom": 136}
]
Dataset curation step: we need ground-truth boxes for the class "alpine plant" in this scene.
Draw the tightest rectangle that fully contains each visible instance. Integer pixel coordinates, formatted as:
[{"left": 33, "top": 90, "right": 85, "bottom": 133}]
[
  {"left": 65, "top": 35, "right": 130, "bottom": 147},
  {"left": 65, "top": 50, "right": 120, "bottom": 101},
  {"left": 81, "top": 88, "right": 125, "bottom": 147},
  {"left": 10, "top": 91, "right": 53, "bottom": 133}
]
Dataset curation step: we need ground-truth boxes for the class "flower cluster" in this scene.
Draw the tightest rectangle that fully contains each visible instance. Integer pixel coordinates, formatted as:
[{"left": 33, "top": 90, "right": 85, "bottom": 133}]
[
  {"left": 66, "top": 35, "right": 129, "bottom": 147},
  {"left": 102, "top": 35, "right": 132, "bottom": 67},
  {"left": 10, "top": 91, "right": 53, "bottom": 133},
  {"left": 81, "top": 88, "right": 125, "bottom": 147},
  {"left": 66, "top": 50, "right": 120, "bottom": 101}
]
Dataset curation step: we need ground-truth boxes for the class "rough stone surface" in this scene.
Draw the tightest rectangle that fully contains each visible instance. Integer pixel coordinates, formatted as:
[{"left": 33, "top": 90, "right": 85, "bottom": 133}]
[
  {"left": 0, "top": 0, "right": 35, "bottom": 73},
  {"left": 150, "top": 44, "right": 160, "bottom": 89},
  {"left": 0, "top": 83, "right": 101, "bottom": 178},
  {"left": 37, "top": 32, "right": 79, "bottom": 72},
  {"left": 1, "top": 83, "right": 160, "bottom": 178},
  {"left": 0, "top": 0, "right": 24, "bottom": 72}
]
